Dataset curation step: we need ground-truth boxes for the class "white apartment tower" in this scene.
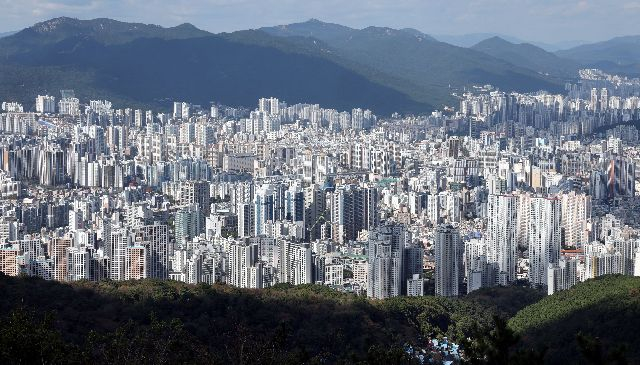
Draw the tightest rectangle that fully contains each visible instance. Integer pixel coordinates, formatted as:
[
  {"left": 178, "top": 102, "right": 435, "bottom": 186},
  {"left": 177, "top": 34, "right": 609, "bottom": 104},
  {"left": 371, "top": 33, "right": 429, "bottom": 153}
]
[
  {"left": 36, "top": 95, "right": 56, "bottom": 114},
  {"left": 228, "top": 239, "right": 261, "bottom": 288},
  {"left": 560, "top": 191, "right": 591, "bottom": 247},
  {"left": 547, "top": 258, "right": 577, "bottom": 295},
  {"left": 487, "top": 194, "right": 518, "bottom": 284},
  {"left": 279, "top": 240, "right": 312, "bottom": 285},
  {"left": 528, "top": 197, "right": 561, "bottom": 288}
]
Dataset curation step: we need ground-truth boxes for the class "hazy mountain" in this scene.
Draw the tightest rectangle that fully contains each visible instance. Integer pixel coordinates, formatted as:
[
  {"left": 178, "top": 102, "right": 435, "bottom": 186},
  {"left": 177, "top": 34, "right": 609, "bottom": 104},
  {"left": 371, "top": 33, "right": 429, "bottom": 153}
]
[
  {"left": 433, "top": 32, "right": 528, "bottom": 48},
  {"left": 538, "top": 39, "right": 589, "bottom": 52},
  {"left": 584, "top": 61, "right": 640, "bottom": 78},
  {"left": 472, "top": 36, "right": 580, "bottom": 78},
  {"left": 263, "top": 20, "right": 563, "bottom": 108},
  {"left": 0, "top": 31, "right": 17, "bottom": 39},
  {"left": 0, "top": 17, "right": 427, "bottom": 114},
  {"left": 399, "top": 28, "right": 438, "bottom": 41},
  {"left": 262, "top": 19, "right": 437, "bottom": 42},
  {"left": 259, "top": 18, "right": 353, "bottom": 43},
  {"left": 556, "top": 35, "right": 640, "bottom": 65},
  {"left": 0, "top": 17, "right": 570, "bottom": 114},
  {"left": 0, "top": 17, "right": 211, "bottom": 59},
  {"left": 433, "top": 33, "right": 587, "bottom": 52}
]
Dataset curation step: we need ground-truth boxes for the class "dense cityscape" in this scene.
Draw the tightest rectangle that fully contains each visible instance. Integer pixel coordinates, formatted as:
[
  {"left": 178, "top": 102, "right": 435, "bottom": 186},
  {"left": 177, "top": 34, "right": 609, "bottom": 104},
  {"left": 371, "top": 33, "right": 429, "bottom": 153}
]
[
  {"left": 1, "top": 4, "right": 640, "bottom": 361},
  {"left": 0, "top": 68, "right": 638, "bottom": 301}
]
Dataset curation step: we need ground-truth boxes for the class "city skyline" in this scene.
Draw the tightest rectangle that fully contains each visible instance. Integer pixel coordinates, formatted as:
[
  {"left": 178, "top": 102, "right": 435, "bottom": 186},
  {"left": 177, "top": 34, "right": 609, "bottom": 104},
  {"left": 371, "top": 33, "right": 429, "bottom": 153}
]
[
  {"left": 1, "top": 1, "right": 640, "bottom": 362},
  {"left": 1, "top": 65, "right": 639, "bottom": 362},
  {"left": 0, "top": 0, "right": 639, "bottom": 44}
]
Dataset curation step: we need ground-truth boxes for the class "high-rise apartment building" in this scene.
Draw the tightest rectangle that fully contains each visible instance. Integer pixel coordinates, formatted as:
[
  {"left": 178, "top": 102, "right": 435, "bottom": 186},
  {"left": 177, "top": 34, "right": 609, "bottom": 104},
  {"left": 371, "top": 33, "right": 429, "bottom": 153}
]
[
  {"left": 434, "top": 224, "right": 463, "bottom": 297},
  {"left": 487, "top": 194, "right": 518, "bottom": 284},
  {"left": 528, "top": 197, "right": 561, "bottom": 288},
  {"left": 134, "top": 224, "right": 169, "bottom": 280},
  {"left": 367, "top": 224, "right": 406, "bottom": 299},
  {"left": 51, "top": 237, "right": 72, "bottom": 281},
  {"left": 36, "top": 95, "right": 56, "bottom": 114}
]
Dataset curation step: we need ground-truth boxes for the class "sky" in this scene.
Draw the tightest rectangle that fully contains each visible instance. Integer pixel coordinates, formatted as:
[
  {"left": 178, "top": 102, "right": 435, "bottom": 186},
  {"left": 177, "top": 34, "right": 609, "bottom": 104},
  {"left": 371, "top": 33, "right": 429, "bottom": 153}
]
[{"left": 0, "top": 0, "right": 637, "bottom": 44}]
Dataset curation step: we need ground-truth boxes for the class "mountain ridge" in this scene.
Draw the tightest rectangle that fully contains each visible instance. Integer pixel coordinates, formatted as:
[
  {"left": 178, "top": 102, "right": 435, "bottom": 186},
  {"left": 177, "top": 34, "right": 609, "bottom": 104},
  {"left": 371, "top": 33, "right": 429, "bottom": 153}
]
[
  {"left": 261, "top": 19, "right": 564, "bottom": 107},
  {"left": 0, "top": 17, "right": 581, "bottom": 114},
  {"left": 556, "top": 35, "right": 640, "bottom": 66},
  {"left": 0, "top": 18, "right": 429, "bottom": 114},
  {"left": 471, "top": 36, "right": 580, "bottom": 78}
]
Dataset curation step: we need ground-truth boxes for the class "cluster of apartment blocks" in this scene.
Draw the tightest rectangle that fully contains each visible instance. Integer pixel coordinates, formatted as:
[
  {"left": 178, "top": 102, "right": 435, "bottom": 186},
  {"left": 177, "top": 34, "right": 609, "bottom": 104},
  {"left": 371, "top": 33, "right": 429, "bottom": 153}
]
[{"left": 0, "top": 72, "right": 639, "bottom": 299}]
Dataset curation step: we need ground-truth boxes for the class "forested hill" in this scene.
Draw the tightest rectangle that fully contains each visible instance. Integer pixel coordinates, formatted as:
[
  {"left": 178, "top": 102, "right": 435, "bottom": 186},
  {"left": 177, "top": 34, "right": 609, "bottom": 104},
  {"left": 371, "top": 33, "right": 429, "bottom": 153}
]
[
  {"left": 0, "top": 17, "right": 568, "bottom": 114},
  {"left": 510, "top": 275, "right": 640, "bottom": 364},
  {"left": 0, "top": 18, "right": 427, "bottom": 115},
  {"left": 0, "top": 274, "right": 538, "bottom": 364},
  {"left": 0, "top": 274, "right": 635, "bottom": 363}
]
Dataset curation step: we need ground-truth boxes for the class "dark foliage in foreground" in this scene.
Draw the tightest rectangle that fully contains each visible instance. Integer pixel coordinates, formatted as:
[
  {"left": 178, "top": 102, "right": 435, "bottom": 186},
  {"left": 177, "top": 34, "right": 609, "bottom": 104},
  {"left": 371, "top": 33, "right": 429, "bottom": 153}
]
[
  {"left": 0, "top": 275, "right": 503, "bottom": 363},
  {"left": 0, "top": 274, "right": 634, "bottom": 364}
]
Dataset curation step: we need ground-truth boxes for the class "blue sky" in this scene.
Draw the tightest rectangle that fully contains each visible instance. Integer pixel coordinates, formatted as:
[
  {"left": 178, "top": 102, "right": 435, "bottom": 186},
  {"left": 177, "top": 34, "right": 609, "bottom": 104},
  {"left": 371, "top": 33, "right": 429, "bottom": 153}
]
[{"left": 0, "top": 0, "right": 636, "bottom": 43}]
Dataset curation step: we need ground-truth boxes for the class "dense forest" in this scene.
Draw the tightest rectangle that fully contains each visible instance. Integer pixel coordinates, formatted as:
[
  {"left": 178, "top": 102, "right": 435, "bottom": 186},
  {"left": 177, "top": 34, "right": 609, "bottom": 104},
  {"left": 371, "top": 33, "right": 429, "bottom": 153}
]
[
  {"left": 510, "top": 275, "right": 640, "bottom": 364},
  {"left": 0, "top": 274, "right": 635, "bottom": 364}
]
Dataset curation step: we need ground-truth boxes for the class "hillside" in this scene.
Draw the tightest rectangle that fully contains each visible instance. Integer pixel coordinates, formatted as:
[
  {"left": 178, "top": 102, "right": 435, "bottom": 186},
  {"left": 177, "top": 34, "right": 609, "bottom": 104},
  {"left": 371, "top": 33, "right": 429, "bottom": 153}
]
[
  {"left": 465, "top": 284, "right": 545, "bottom": 317},
  {"left": 433, "top": 33, "right": 586, "bottom": 52},
  {"left": 0, "top": 274, "right": 512, "bottom": 363},
  {"left": 2, "top": 273, "right": 637, "bottom": 363},
  {"left": 0, "top": 18, "right": 426, "bottom": 114},
  {"left": 262, "top": 20, "right": 565, "bottom": 107},
  {"left": 510, "top": 275, "right": 640, "bottom": 364},
  {"left": 471, "top": 36, "right": 579, "bottom": 78},
  {"left": 0, "top": 31, "right": 16, "bottom": 39},
  {"left": 258, "top": 18, "right": 354, "bottom": 43},
  {"left": 0, "top": 17, "right": 211, "bottom": 60},
  {"left": 556, "top": 36, "right": 640, "bottom": 66},
  {"left": 0, "top": 17, "right": 571, "bottom": 114}
]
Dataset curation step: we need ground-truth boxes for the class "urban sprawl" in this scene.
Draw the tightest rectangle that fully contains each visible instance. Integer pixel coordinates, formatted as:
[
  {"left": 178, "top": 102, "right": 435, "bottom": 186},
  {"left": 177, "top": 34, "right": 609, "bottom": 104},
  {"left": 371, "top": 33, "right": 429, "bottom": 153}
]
[{"left": 1, "top": 68, "right": 640, "bottom": 298}]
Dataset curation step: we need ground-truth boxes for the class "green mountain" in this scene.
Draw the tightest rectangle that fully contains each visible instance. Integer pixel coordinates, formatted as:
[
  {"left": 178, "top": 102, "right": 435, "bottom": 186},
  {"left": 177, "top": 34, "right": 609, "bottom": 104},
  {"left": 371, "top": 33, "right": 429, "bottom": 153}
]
[
  {"left": 432, "top": 33, "right": 586, "bottom": 52},
  {"left": 0, "top": 17, "right": 211, "bottom": 62},
  {"left": 0, "top": 274, "right": 530, "bottom": 363},
  {"left": 258, "top": 18, "right": 354, "bottom": 43},
  {"left": 510, "top": 275, "right": 640, "bottom": 363},
  {"left": 557, "top": 35, "right": 640, "bottom": 66},
  {"left": 471, "top": 36, "right": 580, "bottom": 78},
  {"left": 0, "top": 17, "right": 569, "bottom": 115},
  {"left": 262, "top": 20, "right": 565, "bottom": 108},
  {"left": 0, "top": 18, "right": 426, "bottom": 114},
  {"left": 434, "top": 33, "right": 539, "bottom": 48}
]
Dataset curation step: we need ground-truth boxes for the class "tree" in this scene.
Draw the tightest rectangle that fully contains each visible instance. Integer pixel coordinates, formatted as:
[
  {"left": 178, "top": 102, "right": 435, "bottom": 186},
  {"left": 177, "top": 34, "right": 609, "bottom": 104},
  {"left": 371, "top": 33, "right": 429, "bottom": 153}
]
[
  {"left": 577, "top": 332, "right": 628, "bottom": 365},
  {"left": 0, "top": 308, "right": 81, "bottom": 364},
  {"left": 462, "top": 316, "right": 545, "bottom": 365}
]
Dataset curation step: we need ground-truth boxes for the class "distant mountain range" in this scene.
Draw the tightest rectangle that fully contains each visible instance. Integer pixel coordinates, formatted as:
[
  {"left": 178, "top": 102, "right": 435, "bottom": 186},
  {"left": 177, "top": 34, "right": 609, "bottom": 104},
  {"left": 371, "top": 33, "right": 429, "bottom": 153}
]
[
  {"left": 0, "top": 17, "right": 638, "bottom": 114},
  {"left": 471, "top": 36, "right": 580, "bottom": 78},
  {"left": 557, "top": 36, "right": 640, "bottom": 64},
  {"left": 261, "top": 19, "right": 563, "bottom": 109},
  {"left": 433, "top": 33, "right": 586, "bottom": 52},
  {"left": 555, "top": 36, "right": 640, "bottom": 76},
  {"left": 0, "top": 18, "right": 425, "bottom": 114}
]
